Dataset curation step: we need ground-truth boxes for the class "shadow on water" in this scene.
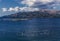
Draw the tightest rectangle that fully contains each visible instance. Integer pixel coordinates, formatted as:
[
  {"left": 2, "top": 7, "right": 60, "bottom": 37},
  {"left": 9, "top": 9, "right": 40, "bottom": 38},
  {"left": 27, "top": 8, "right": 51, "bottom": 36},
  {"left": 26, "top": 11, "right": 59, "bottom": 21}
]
[{"left": 0, "top": 18, "right": 60, "bottom": 41}]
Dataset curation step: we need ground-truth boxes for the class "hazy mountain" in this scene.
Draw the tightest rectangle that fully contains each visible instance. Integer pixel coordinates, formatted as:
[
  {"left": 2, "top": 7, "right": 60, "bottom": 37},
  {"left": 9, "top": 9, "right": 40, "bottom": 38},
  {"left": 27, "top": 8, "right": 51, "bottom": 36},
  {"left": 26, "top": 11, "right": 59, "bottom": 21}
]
[{"left": 1, "top": 9, "right": 60, "bottom": 21}]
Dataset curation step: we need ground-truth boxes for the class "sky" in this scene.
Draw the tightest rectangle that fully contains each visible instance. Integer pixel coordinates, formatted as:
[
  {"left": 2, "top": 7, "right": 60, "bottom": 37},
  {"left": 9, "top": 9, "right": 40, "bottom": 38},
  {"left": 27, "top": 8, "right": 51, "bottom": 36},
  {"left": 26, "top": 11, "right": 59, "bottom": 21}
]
[{"left": 0, "top": 0, "right": 60, "bottom": 16}]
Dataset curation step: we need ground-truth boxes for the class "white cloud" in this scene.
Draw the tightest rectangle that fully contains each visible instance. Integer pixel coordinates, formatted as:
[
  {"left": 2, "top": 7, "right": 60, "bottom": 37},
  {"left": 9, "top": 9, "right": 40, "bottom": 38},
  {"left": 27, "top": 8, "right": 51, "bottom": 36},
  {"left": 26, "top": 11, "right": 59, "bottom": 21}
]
[
  {"left": 14, "top": 6, "right": 20, "bottom": 11},
  {"left": 20, "top": 7, "right": 39, "bottom": 12},
  {"left": 8, "top": 7, "right": 15, "bottom": 11},
  {"left": 40, "top": 0, "right": 53, "bottom": 4},
  {"left": 2, "top": 7, "right": 39, "bottom": 12},
  {"left": 13, "top": 0, "right": 60, "bottom": 10},
  {"left": 21, "top": 0, "right": 54, "bottom": 6},
  {"left": 8, "top": 6, "right": 20, "bottom": 12},
  {"left": 2, "top": 8, "right": 7, "bottom": 12},
  {"left": 2, "top": 0, "right": 60, "bottom": 12},
  {"left": 53, "top": 7, "right": 56, "bottom": 9},
  {"left": 21, "top": 0, "right": 36, "bottom": 6}
]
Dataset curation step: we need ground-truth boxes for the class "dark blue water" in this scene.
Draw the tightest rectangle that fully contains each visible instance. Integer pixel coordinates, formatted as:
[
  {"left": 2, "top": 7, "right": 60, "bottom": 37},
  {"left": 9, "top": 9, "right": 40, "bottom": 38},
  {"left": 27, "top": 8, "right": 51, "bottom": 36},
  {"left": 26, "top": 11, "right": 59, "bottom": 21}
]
[{"left": 0, "top": 18, "right": 60, "bottom": 41}]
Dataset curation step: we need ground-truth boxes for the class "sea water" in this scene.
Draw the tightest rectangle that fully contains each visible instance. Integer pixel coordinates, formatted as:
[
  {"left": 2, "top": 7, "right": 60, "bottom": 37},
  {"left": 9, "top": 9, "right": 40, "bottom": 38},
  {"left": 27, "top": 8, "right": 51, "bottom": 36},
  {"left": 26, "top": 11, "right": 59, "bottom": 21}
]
[{"left": 0, "top": 18, "right": 60, "bottom": 41}]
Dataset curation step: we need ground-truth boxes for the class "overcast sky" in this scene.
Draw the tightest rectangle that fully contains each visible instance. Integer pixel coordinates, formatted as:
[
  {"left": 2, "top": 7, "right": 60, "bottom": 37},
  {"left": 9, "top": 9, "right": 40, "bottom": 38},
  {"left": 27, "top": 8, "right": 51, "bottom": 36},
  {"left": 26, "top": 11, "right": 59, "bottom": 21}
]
[{"left": 0, "top": 0, "right": 60, "bottom": 16}]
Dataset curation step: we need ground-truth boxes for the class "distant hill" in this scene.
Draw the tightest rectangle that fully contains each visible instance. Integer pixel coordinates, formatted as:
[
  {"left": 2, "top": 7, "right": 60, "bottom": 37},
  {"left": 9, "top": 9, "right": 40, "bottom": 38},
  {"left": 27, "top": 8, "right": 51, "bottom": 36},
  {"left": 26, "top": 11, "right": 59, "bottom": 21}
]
[
  {"left": 1, "top": 9, "right": 60, "bottom": 18},
  {"left": 0, "top": 9, "right": 60, "bottom": 21}
]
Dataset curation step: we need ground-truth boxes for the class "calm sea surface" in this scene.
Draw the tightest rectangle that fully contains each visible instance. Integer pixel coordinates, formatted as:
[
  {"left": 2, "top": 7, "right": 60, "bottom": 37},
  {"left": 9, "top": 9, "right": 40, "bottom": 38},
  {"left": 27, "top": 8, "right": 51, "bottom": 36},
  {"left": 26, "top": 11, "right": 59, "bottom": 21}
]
[{"left": 0, "top": 18, "right": 60, "bottom": 41}]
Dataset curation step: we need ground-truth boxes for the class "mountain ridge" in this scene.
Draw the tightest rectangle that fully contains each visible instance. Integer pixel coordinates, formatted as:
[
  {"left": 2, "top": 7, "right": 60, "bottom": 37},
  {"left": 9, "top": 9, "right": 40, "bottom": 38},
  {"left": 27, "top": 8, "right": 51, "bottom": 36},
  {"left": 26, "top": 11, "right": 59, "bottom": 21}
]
[{"left": 0, "top": 9, "right": 60, "bottom": 21}]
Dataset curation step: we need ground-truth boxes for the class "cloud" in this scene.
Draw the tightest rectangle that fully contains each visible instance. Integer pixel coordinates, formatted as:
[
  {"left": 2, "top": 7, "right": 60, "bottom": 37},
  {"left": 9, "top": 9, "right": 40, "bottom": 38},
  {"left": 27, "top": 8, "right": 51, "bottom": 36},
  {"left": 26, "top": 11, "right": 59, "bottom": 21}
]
[
  {"left": 8, "top": 6, "right": 20, "bottom": 12},
  {"left": 40, "top": 0, "right": 53, "bottom": 3},
  {"left": 2, "top": 6, "right": 21, "bottom": 12},
  {"left": 2, "top": 6, "right": 39, "bottom": 12},
  {"left": 2, "top": 0, "right": 60, "bottom": 12},
  {"left": 8, "top": 7, "right": 15, "bottom": 11},
  {"left": 20, "top": 0, "right": 60, "bottom": 10},
  {"left": 20, "top": 7, "right": 39, "bottom": 12},
  {"left": 2, "top": 7, "right": 19, "bottom": 12},
  {"left": 2, "top": 8, "right": 7, "bottom": 12},
  {"left": 21, "top": 0, "right": 36, "bottom": 6},
  {"left": 21, "top": 0, "right": 54, "bottom": 7}
]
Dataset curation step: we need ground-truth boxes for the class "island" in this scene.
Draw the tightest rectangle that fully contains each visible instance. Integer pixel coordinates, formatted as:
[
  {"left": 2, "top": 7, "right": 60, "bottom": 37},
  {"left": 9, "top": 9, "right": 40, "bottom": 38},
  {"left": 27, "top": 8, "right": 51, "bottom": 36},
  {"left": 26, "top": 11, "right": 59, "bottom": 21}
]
[{"left": 0, "top": 9, "right": 60, "bottom": 21}]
